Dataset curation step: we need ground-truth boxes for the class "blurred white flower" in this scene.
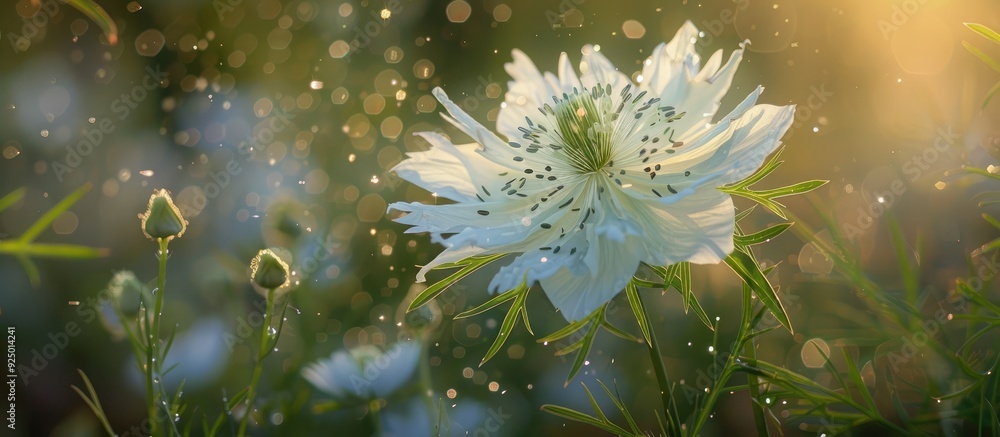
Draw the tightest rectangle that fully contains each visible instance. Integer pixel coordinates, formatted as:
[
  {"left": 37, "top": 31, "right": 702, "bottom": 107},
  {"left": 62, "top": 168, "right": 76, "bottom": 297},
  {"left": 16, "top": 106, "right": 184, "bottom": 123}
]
[
  {"left": 389, "top": 21, "right": 795, "bottom": 321},
  {"left": 302, "top": 341, "right": 422, "bottom": 401}
]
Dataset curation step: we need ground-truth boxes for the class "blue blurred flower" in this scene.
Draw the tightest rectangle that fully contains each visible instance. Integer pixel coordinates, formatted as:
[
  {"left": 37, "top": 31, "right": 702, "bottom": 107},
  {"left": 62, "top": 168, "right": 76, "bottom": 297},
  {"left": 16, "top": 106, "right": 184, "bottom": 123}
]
[{"left": 302, "top": 340, "right": 422, "bottom": 401}]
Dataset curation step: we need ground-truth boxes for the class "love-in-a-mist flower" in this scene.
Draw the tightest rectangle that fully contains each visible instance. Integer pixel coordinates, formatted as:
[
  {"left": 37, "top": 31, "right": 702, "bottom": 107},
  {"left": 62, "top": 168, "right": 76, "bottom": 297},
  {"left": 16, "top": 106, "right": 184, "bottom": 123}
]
[
  {"left": 250, "top": 248, "right": 292, "bottom": 290},
  {"left": 301, "top": 341, "right": 423, "bottom": 401},
  {"left": 389, "top": 22, "right": 795, "bottom": 321},
  {"left": 138, "top": 189, "right": 187, "bottom": 241}
]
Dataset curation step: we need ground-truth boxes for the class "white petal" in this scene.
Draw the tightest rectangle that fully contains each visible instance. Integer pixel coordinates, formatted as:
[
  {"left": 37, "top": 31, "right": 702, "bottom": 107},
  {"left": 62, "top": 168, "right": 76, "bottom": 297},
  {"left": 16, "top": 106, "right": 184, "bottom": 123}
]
[
  {"left": 640, "top": 22, "right": 747, "bottom": 137},
  {"left": 504, "top": 49, "right": 557, "bottom": 108},
  {"left": 637, "top": 190, "right": 736, "bottom": 266},
  {"left": 392, "top": 133, "right": 503, "bottom": 203},
  {"left": 613, "top": 86, "right": 763, "bottom": 172},
  {"left": 671, "top": 47, "right": 745, "bottom": 138},
  {"left": 301, "top": 350, "right": 366, "bottom": 399},
  {"left": 640, "top": 21, "right": 701, "bottom": 97},
  {"left": 579, "top": 45, "right": 630, "bottom": 92},
  {"left": 368, "top": 341, "right": 423, "bottom": 398},
  {"left": 558, "top": 51, "right": 583, "bottom": 91},
  {"left": 498, "top": 50, "right": 557, "bottom": 140},
  {"left": 488, "top": 232, "right": 589, "bottom": 294},
  {"left": 433, "top": 87, "right": 525, "bottom": 170},
  {"left": 540, "top": 223, "right": 643, "bottom": 321}
]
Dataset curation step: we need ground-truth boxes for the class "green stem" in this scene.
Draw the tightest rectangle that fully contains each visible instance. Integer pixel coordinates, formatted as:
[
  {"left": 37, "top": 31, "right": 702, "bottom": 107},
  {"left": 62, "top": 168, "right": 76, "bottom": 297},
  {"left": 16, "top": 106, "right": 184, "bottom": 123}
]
[
  {"left": 238, "top": 288, "right": 276, "bottom": 437},
  {"left": 146, "top": 238, "right": 169, "bottom": 437},
  {"left": 744, "top": 336, "right": 770, "bottom": 436},
  {"left": 636, "top": 291, "right": 681, "bottom": 436},
  {"left": 369, "top": 399, "right": 384, "bottom": 435},
  {"left": 689, "top": 286, "right": 753, "bottom": 437}
]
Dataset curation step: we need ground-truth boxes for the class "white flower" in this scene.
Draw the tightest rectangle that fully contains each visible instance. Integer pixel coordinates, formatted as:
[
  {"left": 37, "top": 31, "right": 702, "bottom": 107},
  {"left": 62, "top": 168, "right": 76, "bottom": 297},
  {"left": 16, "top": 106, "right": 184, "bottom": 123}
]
[
  {"left": 301, "top": 341, "right": 422, "bottom": 401},
  {"left": 389, "top": 21, "right": 795, "bottom": 322}
]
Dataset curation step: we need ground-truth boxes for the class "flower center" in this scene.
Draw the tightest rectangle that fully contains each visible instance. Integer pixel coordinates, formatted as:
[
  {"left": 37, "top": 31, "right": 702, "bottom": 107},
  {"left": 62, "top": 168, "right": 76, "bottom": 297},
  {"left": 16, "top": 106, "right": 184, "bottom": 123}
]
[{"left": 553, "top": 91, "right": 615, "bottom": 173}]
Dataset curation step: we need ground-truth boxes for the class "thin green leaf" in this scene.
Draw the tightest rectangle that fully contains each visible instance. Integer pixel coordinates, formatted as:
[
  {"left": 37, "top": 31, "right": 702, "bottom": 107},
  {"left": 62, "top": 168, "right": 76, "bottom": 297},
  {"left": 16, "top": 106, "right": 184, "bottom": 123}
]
[
  {"left": 565, "top": 311, "right": 601, "bottom": 386},
  {"left": 967, "top": 23, "right": 1000, "bottom": 46},
  {"left": 520, "top": 301, "right": 534, "bottom": 335},
  {"left": 983, "top": 80, "right": 1000, "bottom": 109},
  {"left": 887, "top": 217, "right": 919, "bottom": 305},
  {"left": 598, "top": 381, "right": 641, "bottom": 434},
  {"left": 18, "top": 182, "right": 92, "bottom": 244},
  {"left": 0, "top": 188, "right": 26, "bottom": 213},
  {"left": 964, "top": 40, "right": 1000, "bottom": 74},
  {"left": 732, "top": 147, "right": 786, "bottom": 189},
  {"left": 753, "top": 180, "right": 829, "bottom": 200},
  {"left": 725, "top": 250, "right": 792, "bottom": 333},
  {"left": 71, "top": 370, "right": 115, "bottom": 437},
  {"left": 454, "top": 286, "right": 519, "bottom": 319},
  {"left": 735, "top": 204, "right": 758, "bottom": 222},
  {"left": 407, "top": 254, "right": 505, "bottom": 312},
  {"left": 600, "top": 321, "right": 640, "bottom": 343},
  {"left": 582, "top": 383, "right": 610, "bottom": 423},
  {"left": 540, "top": 404, "right": 631, "bottom": 436},
  {"left": 538, "top": 316, "right": 593, "bottom": 343},
  {"left": 0, "top": 242, "right": 109, "bottom": 258},
  {"left": 841, "top": 349, "right": 878, "bottom": 411},
  {"left": 227, "top": 387, "right": 251, "bottom": 411},
  {"left": 479, "top": 286, "right": 528, "bottom": 366},
  {"left": 625, "top": 282, "right": 652, "bottom": 346},
  {"left": 966, "top": 165, "right": 1000, "bottom": 182},
  {"left": 15, "top": 254, "right": 40, "bottom": 288},
  {"left": 735, "top": 222, "right": 793, "bottom": 247}
]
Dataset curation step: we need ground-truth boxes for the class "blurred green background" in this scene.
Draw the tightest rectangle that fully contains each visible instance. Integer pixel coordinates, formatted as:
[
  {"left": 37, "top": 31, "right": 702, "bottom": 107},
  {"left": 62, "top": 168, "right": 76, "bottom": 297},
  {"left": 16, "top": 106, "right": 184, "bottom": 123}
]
[{"left": 2, "top": 0, "right": 1000, "bottom": 435}]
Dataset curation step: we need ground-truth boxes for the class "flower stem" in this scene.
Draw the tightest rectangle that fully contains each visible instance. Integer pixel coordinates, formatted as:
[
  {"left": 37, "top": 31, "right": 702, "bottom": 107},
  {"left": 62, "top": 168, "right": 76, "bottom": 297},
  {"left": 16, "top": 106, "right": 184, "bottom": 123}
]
[
  {"left": 637, "top": 291, "right": 681, "bottom": 436},
  {"left": 238, "top": 288, "right": 276, "bottom": 437},
  {"left": 146, "top": 238, "right": 169, "bottom": 437}
]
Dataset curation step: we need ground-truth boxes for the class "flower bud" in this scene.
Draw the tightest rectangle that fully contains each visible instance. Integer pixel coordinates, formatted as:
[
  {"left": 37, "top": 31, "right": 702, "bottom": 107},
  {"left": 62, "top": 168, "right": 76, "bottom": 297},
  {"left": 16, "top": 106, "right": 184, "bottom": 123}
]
[
  {"left": 138, "top": 189, "right": 187, "bottom": 241},
  {"left": 250, "top": 248, "right": 291, "bottom": 290}
]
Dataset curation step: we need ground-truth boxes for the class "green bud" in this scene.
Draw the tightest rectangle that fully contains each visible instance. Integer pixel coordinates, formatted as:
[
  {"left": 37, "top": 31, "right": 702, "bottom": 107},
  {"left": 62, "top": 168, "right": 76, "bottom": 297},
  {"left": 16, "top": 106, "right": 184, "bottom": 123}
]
[
  {"left": 251, "top": 248, "right": 291, "bottom": 290},
  {"left": 138, "top": 189, "right": 187, "bottom": 241}
]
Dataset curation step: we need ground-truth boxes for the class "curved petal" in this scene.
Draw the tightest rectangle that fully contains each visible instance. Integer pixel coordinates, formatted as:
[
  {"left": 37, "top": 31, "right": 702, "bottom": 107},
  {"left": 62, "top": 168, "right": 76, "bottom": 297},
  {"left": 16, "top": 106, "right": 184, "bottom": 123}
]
[
  {"left": 433, "top": 87, "right": 527, "bottom": 170},
  {"left": 392, "top": 135, "right": 493, "bottom": 203}
]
